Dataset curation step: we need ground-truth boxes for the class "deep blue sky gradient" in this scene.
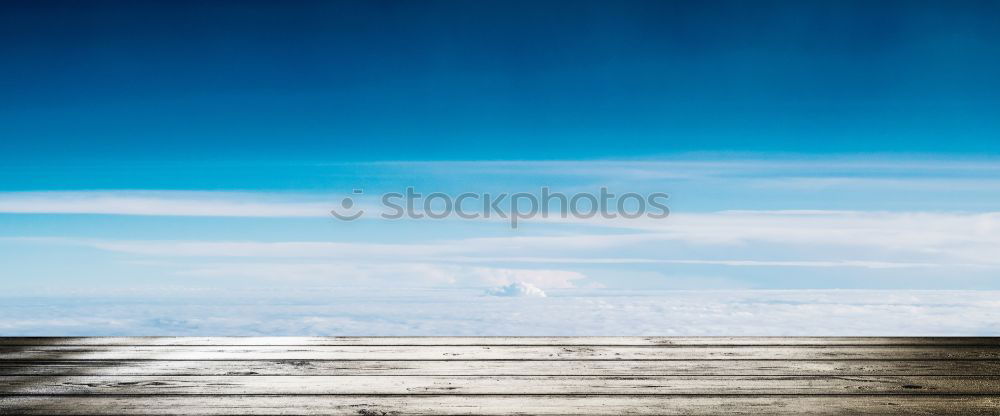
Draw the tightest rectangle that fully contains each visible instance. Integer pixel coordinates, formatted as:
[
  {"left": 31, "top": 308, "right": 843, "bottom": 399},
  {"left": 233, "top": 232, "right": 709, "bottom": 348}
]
[
  {"left": 4, "top": 2, "right": 1000, "bottom": 335},
  {"left": 3, "top": 0, "right": 999, "bottom": 164}
]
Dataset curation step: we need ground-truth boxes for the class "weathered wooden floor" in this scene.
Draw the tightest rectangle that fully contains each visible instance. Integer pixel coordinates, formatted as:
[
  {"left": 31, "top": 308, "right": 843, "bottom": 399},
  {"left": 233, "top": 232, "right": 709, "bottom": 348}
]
[{"left": 1, "top": 337, "right": 999, "bottom": 415}]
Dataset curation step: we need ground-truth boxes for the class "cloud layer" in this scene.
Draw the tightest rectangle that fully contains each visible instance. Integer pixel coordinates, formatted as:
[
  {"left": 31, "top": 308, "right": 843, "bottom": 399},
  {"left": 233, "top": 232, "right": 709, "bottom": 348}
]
[
  {"left": 17, "top": 209, "right": 1000, "bottom": 270},
  {"left": 2, "top": 289, "right": 998, "bottom": 336}
]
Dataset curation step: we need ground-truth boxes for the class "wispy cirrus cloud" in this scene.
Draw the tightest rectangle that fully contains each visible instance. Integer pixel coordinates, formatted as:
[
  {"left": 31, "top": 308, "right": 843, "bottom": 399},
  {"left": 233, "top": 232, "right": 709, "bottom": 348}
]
[
  {"left": 2, "top": 158, "right": 1000, "bottom": 217},
  {"left": 378, "top": 158, "right": 1000, "bottom": 179},
  {"left": 173, "top": 261, "right": 585, "bottom": 289},
  {"left": 10, "top": 209, "right": 1000, "bottom": 271},
  {"left": 3, "top": 161, "right": 1000, "bottom": 294},
  {"left": 0, "top": 191, "right": 335, "bottom": 217}
]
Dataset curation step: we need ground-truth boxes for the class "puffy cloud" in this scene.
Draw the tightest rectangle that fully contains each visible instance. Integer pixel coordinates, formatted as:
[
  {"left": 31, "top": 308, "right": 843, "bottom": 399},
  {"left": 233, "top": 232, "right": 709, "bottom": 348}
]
[
  {"left": 485, "top": 282, "right": 548, "bottom": 298},
  {"left": 471, "top": 268, "right": 585, "bottom": 289}
]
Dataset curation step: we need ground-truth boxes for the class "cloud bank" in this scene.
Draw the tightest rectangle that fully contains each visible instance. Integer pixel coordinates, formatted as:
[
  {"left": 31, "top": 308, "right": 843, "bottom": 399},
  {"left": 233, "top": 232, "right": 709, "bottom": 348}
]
[{"left": 2, "top": 289, "right": 998, "bottom": 336}]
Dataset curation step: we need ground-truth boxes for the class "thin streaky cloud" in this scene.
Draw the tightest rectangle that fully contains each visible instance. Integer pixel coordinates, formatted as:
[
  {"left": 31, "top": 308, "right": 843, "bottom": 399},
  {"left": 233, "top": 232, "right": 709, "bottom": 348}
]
[
  {"left": 444, "top": 257, "right": 958, "bottom": 269},
  {"left": 0, "top": 191, "right": 337, "bottom": 217},
  {"left": 9, "top": 208, "right": 1000, "bottom": 271},
  {"left": 172, "top": 262, "right": 585, "bottom": 289}
]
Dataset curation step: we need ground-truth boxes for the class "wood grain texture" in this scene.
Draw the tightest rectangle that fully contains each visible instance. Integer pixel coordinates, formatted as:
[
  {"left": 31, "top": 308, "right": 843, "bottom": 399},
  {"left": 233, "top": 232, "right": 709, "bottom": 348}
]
[
  {"left": 4, "top": 345, "right": 1000, "bottom": 360},
  {"left": 1, "top": 337, "right": 998, "bottom": 415},
  {"left": 3, "top": 395, "right": 1000, "bottom": 415},
  {"left": 4, "top": 359, "right": 1000, "bottom": 376},
  {"left": 3, "top": 375, "right": 998, "bottom": 395}
]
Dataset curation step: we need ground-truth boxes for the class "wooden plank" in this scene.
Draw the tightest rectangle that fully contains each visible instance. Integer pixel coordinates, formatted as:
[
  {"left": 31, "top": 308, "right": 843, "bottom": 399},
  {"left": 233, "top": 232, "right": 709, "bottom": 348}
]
[
  {"left": 1, "top": 337, "right": 997, "bottom": 346},
  {"left": 4, "top": 359, "right": 999, "bottom": 376},
  {"left": 3, "top": 338, "right": 999, "bottom": 415},
  {"left": 3, "top": 346, "right": 999, "bottom": 360},
  {"left": 2, "top": 375, "right": 998, "bottom": 395},
  {"left": 3, "top": 395, "right": 999, "bottom": 415}
]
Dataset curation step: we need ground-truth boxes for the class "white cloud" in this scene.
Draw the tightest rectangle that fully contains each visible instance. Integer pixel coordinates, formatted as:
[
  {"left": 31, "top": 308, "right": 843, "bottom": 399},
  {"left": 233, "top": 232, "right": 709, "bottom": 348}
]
[
  {"left": 541, "top": 210, "right": 1000, "bottom": 266},
  {"left": 0, "top": 191, "right": 336, "bottom": 217},
  {"left": 85, "top": 239, "right": 456, "bottom": 258},
  {"left": 650, "top": 259, "right": 948, "bottom": 269},
  {"left": 470, "top": 267, "right": 585, "bottom": 288},
  {"left": 485, "top": 282, "right": 547, "bottom": 297},
  {"left": 383, "top": 158, "right": 1000, "bottom": 179},
  {"left": 174, "top": 262, "right": 459, "bottom": 285},
  {"left": 4, "top": 158, "right": 1000, "bottom": 219},
  {"left": 6, "top": 211, "right": 997, "bottom": 271},
  {"left": 168, "top": 261, "right": 586, "bottom": 289},
  {"left": 11, "top": 209, "right": 1000, "bottom": 272},
  {"left": 1, "top": 289, "right": 998, "bottom": 335}
]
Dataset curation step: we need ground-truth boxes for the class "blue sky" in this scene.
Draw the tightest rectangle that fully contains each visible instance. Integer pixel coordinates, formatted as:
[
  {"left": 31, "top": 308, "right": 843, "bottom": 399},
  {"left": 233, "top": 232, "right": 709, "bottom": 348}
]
[
  {"left": 2, "top": 1, "right": 1000, "bottom": 335},
  {"left": 3, "top": 0, "right": 1000, "bottom": 163}
]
